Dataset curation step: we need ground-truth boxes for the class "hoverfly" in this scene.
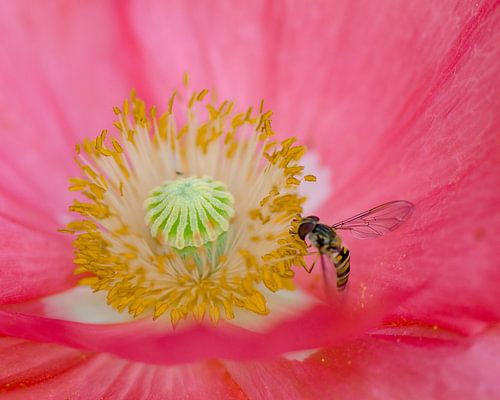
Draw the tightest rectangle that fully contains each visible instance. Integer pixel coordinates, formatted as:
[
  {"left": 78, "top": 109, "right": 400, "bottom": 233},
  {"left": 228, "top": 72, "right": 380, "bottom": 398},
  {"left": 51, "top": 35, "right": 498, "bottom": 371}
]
[{"left": 296, "top": 200, "right": 414, "bottom": 293}]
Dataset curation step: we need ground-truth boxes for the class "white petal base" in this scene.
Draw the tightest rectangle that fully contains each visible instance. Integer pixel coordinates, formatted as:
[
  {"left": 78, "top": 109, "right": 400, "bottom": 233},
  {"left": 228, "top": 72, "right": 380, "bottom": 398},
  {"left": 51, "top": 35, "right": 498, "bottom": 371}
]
[
  {"left": 42, "top": 284, "right": 318, "bottom": 332},
  {"left": 299, "top": 151, "right": 332, "bottom": 215}
]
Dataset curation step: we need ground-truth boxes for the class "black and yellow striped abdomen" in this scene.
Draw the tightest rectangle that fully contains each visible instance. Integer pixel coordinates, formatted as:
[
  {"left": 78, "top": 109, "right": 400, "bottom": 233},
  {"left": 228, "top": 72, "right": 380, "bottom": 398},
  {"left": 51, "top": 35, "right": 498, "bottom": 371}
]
[{"left": 334, "top": 246, "right": 350, "bottom": 291}]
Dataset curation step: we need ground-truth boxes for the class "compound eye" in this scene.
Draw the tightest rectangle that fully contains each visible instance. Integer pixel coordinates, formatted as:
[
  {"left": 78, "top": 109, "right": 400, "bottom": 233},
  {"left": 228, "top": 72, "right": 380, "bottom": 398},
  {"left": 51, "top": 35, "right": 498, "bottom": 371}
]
[
  {"left": 298, "top": 222, "right": 315, "bottom": 240},
  {"left": 305, "top": 215, "right": 320, "bottom": 222}
]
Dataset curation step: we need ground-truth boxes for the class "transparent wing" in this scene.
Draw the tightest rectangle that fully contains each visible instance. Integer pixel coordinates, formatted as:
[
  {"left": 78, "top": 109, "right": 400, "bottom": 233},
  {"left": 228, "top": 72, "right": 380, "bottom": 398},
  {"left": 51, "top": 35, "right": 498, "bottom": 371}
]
[
  {"left": 331, "top": 200, "right": 414, "bottom": 239},
  {"left": 320, "top": 253, "right": 337, "bottom": 297}
]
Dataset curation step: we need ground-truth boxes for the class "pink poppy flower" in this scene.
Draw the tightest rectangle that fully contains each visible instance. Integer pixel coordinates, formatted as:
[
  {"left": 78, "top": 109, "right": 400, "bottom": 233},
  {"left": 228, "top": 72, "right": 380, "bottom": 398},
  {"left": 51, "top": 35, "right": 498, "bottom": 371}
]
[{"left": 1, "top": 0, "right": 499, "bottom": 398}]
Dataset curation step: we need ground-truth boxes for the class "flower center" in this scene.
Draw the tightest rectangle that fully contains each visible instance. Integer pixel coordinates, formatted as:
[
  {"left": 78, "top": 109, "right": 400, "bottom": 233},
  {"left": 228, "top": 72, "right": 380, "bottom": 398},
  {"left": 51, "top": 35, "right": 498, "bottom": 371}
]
[
  {"left": 62, "top": 84, "right": 313, "bottom": 327},
  {"left": 145, "top": 176, "right": 234, "bottom": 249}
]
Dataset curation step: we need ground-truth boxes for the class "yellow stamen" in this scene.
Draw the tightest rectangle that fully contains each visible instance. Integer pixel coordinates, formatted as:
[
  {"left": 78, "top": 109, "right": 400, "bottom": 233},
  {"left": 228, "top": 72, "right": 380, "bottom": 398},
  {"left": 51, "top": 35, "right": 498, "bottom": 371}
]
[{"left": 63, "top": 87, "right": 310, "bottom": 327}]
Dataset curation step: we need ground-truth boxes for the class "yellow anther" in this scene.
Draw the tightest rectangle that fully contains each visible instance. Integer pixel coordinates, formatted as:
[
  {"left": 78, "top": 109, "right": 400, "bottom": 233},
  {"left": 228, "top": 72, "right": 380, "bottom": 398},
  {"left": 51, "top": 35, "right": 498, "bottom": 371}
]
[
  {"left": 153, "top": 302, "right": 170, "bottom": 320},
  {"left": 183, "top": 71, "right": 190, "bottom": 87},
  {"left": 170, "top": 309, "right": 183, "bottom": 327},
  {"left": 286, "top": 177, "right": 301, "bottom": 186},
  {"left": 65, "top": 88, "right": 312, "bottom": 327},
  {"left": 217, "top": 100, "right": 228, "bottom": 115},
  {"left": 150, "top": 106, "right": 157, "bottom": 119},
  {"left": 188, "top": 92, "right": 197, "bottom": 108},
  {"left": 123, "top": 99, "right": 130, "bottom": 115},
  {"left": 209, "top": 306, "right": 220, "bottom": 324},
  {"left": 197, "top": 89, "right": 208, "bottom": 101},
  {"left": 168, "top": 91, "right": 177, "bottom": 114},
  {"left": 244, "top": 107, "right": 253, "bottom": 121},
  {"left": 259, "top": 99, "right": 265, "bottom": 113},
  {"left": 263, "top": 110, "right": 273, "bottom": 120},
  {"left": 111, "top": 138, "right": 123, "bottom": 153}
]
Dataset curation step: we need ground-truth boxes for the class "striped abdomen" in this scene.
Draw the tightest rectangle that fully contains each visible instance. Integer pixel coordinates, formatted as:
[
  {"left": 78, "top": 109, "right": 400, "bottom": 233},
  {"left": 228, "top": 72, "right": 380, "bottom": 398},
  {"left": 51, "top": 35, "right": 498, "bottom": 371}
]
[{"left": 334, "top": 246, "right": 350, "bottom": 291}]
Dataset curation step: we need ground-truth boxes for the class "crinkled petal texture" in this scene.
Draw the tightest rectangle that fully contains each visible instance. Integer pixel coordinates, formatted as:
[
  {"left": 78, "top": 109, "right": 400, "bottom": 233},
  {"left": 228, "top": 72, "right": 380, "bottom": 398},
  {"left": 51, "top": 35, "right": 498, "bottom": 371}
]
[
  {"left": 0, "top": 216, "right": 76, "bottom": 304},
  {"left": 0, "top": 337, "right": 247, "bottom": 399},
  {"left": 1, "top": 327, "right": 499, "bottom": 399},
  {"left": 0, "top": 0, "right": 499, "bottom": 395}
]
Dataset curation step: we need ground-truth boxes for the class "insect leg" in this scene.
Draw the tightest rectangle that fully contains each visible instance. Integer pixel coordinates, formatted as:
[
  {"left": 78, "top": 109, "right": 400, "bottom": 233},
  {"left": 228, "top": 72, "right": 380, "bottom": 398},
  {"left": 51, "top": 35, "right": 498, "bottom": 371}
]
[{"left": 304, "top": 252, "right": 320, "bottom": 273}]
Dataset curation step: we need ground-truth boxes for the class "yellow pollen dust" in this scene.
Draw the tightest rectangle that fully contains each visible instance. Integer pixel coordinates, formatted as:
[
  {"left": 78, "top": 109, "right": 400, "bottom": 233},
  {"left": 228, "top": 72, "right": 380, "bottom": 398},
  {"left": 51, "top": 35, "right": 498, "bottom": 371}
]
[{"left": 62, "top": 83, "right": 312, "bottom": 327}]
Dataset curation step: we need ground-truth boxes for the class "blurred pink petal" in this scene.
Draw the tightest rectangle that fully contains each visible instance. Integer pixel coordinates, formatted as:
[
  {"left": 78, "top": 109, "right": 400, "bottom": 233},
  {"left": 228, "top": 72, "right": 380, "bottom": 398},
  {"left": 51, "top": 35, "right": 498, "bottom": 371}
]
[
  {"left": 0, "top": 216, "right": 75, "bottom": 304},
  {"left": 0, "top": 289, "right": 408, "bottom": 364},
  {"left": 0, "top": 337, "right": 246, "bottom": 399},
  {"left": 1, "top": 327, "right": 499, "bottom": 399},
  {"left": 223, "top": 326, "right": 500, "bottom": 400},
  {"left": 0, "top": 0, "right": 498, "bottom": 397},
  {"left": 0, "top": 1, "right": 145, "bottom": 228},
  {"left": 0, "top": 337, "right": 87, "bottom": 392},
  {"left": 308, "top": 0, "right": 500, "bottom": 334}
]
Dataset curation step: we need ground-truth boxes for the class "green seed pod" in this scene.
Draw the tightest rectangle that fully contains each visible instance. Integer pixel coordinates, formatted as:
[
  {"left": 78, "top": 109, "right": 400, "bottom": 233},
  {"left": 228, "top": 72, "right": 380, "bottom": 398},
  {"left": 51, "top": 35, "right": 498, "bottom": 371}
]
[{"left": 144, "top": 176, "right": 235, "bottom": 249}]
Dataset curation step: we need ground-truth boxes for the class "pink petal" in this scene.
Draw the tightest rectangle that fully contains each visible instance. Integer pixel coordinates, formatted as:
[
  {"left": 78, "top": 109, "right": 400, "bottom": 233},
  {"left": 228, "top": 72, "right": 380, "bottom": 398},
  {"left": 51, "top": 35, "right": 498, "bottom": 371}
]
[
  {"left": 0, "top": 285, "right": 409, "bottom": 365},
  {"left": 0, "top": 1, "right": 146, "bottom": 225},
  {"left": 0, "top": 0, "right": 497, "bottom": 368},
  {"left": 0, "top": 216, "right": 76, "bottom": 304},
  {"left": 125, "top": 1, "right": 265, "bottom": 104},
  {"left": 223, "top": 326, "right": 500, "bottom": 399},
  {"left": 113, "top": 1, "right": 500, "bottom": 335},
  {"left": 0, "top": 337, "right": 245, "bottom": 399},
  {"left": 307, "top": 0, "right": 500, "bottom": 333},
  {"left": 4, "top": 327, "right": 498, "bottom": 399},
  {"left": 0, "top": 337, "right": 88, "bottom": 392}
]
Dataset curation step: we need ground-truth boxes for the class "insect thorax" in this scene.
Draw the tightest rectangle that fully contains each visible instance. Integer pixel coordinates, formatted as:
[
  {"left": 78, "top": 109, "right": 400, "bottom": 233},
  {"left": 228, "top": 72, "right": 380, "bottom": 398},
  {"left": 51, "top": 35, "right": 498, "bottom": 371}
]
[{"left": 308, "top": 224, "right": 342, "bottom": 253}]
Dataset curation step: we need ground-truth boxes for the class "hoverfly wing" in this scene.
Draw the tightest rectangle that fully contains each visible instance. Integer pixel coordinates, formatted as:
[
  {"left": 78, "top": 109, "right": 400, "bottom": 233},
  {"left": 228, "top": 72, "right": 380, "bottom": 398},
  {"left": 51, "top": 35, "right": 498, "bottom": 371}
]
[
  {"left": 331, "top": 200, "right": 414, "bottom": 239},
  {"left": 320, "top": 253, "right": 337, "bottom": 297}
]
